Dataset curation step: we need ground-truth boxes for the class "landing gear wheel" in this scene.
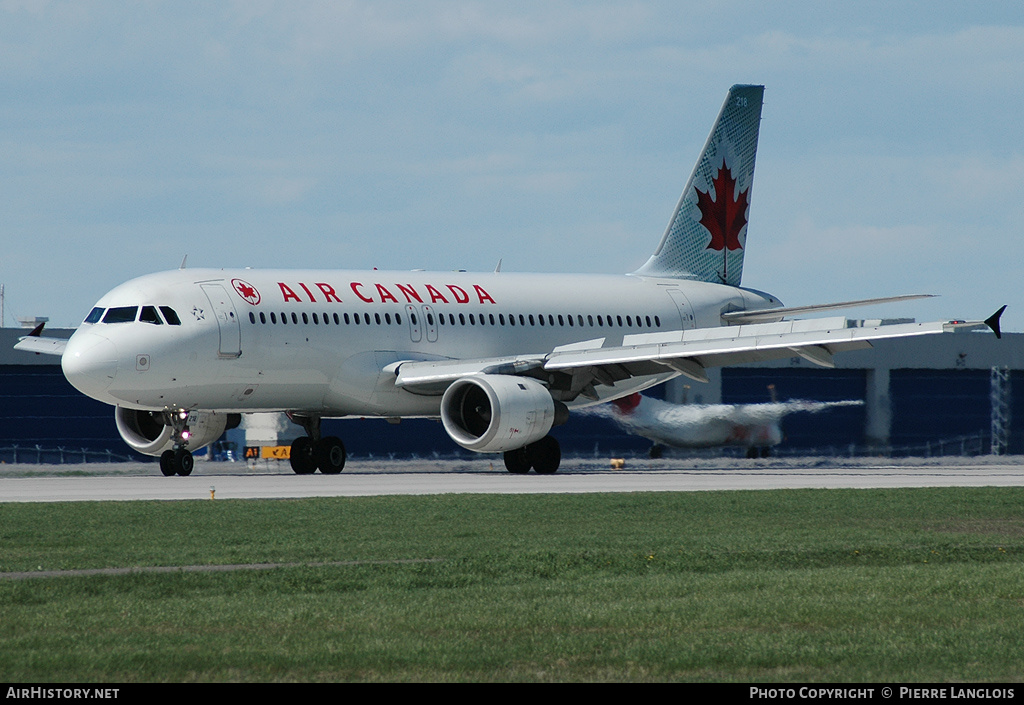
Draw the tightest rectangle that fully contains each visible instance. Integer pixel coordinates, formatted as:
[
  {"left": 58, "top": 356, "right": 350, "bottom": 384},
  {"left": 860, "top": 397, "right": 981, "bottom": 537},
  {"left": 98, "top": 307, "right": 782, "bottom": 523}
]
[
  {"left": 175, "top": 449, "right": 194, "bottom": 476},
  {"left": 160, "top": 449, "right": 194, "bottom": 476},
  {"left": 504, "top": 447, "right": 531, "bottom": 474},
  {"left": 160, "top": 450, "right": 176, "bottom": 476},
  {"left": 316, "top": 436, "right": 346, "bottom": 474},
  {"left": 529, "top": 436, "right": 561, "bottom": 475},
  {"left": 290, "top": 436, "right": 318, "bottom": 474}
]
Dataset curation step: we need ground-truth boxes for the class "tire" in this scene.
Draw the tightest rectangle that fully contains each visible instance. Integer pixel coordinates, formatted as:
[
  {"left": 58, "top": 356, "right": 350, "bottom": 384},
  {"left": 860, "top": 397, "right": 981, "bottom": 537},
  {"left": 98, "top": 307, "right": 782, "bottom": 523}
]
[
  {"left": 175, "top": 449, "right": 194, "bottom": 476},
  {"left": 290, "top": 436, "right": 318, "bottom": 474},
  {"left": 503, "top": 447, "right": 531, "bottom": 474},
  {"left": 159, "top": 450, "right": 176, "bottom": 476},
  {"left": 529, "top": 436, "right": 561, "bottom": 475},
  {"left": 316, "top": 436, "right": 346, "bottom": 474}
]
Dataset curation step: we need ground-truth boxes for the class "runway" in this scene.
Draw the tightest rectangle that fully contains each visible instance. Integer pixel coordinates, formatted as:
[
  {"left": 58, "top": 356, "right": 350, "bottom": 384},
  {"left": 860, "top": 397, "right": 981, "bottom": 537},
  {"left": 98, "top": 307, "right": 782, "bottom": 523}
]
[{"left": 2, "top": 456, "right": 1022, "bottom": 502}]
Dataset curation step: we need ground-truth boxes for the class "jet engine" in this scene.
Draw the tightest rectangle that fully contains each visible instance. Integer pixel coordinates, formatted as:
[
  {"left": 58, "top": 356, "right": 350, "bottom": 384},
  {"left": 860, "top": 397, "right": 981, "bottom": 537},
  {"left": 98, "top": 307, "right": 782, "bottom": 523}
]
[
  {"left": 114, "top": 407, "right": 239, "bottom": 456},
  {"left": 440, "top": 374, "right": 567, "bottom": 453}
]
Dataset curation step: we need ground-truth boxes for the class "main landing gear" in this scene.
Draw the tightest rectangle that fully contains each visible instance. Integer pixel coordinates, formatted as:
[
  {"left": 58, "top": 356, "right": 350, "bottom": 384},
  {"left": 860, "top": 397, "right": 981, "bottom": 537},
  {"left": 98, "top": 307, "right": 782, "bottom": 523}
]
[
  {"left": 503, "top": 435, "right": 561, "bottom": 474},
  {"left": 288, "top": 414, "right": 346, "bottom": 474}
]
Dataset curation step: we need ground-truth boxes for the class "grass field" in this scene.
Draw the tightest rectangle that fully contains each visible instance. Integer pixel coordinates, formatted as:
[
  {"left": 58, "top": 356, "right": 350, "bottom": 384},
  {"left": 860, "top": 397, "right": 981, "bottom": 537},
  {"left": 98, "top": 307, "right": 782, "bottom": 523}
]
[{"left": 1, "top": 487, "right": 1022, "bottom": 682}]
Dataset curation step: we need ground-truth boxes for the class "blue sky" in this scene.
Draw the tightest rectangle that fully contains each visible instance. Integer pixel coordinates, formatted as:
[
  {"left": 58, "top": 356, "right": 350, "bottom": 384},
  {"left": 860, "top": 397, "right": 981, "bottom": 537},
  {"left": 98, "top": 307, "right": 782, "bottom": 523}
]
[{"left": 2, "top": 1, "right": 1022, "bottom": 330}]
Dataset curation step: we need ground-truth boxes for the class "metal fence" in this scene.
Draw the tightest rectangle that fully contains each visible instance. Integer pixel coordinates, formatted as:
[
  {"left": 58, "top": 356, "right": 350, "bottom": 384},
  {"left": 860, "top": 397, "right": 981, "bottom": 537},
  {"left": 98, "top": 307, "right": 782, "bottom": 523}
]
[{"left": 0, "top": 445, "right": 136, "bottom": 464}]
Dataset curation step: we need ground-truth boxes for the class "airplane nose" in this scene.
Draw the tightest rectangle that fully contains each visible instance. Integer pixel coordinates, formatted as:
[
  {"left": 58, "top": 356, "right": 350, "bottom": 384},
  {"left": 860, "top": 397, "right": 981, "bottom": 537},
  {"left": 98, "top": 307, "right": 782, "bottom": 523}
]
[{"left": 62, "top": 331, "right": 119, "bottom": 399}]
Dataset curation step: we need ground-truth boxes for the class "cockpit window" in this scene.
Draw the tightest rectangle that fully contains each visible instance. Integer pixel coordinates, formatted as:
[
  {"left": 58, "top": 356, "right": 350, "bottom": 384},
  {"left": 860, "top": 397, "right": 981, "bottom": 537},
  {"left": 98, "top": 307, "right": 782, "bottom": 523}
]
[
  {"left": 102, "top": 306, "right": 138, "bottom": 324},
  {"left": 160, "top": 306, "right": 181, "bottom": 326},
  {"left": 84, "top": 307, "right": 104, "bottom": 324},
  {"left": 140, "top": 306, "right": 163, "bottom": 325}
]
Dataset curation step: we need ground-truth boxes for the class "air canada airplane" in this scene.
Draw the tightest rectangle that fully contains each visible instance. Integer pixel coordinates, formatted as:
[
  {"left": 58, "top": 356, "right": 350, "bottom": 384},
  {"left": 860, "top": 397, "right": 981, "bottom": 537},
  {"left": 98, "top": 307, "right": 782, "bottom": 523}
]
[
  {"left": 595, "top": 392, "right": 864, "bottom": 458},
  {"left": 17, "top": 85, "right": 1003, "bottom": 477}
]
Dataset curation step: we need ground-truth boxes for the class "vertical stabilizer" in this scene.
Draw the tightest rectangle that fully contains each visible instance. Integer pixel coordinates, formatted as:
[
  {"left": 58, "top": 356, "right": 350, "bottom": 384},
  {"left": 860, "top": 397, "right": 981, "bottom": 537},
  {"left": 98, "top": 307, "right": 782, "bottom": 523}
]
[{"left": 633, "top": 85, "right": 764, "bottom": 285}]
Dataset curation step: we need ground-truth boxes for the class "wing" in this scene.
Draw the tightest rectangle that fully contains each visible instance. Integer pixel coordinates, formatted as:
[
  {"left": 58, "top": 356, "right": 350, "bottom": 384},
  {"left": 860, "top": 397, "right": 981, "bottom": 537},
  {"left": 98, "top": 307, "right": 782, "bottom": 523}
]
[
  {"left": 391, "top": 311, "right": 1002, "bottom": 403},
  {"left": 13, "top": 323, "right": 69, "bottom": 356}
]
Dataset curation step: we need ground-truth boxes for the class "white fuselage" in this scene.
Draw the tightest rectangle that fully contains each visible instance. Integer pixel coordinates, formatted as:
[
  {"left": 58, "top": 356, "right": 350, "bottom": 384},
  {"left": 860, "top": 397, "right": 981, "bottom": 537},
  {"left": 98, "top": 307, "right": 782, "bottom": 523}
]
[{"left": 61, "top": 268, "right": 780, "bottom": 418}]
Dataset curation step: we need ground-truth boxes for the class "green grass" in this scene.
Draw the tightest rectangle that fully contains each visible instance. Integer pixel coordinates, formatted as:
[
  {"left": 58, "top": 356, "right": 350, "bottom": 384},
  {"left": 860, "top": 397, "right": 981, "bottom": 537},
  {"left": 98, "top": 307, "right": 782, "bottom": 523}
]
[{"left": 1, "top": 487, "right": 1023, "bottom": 682}]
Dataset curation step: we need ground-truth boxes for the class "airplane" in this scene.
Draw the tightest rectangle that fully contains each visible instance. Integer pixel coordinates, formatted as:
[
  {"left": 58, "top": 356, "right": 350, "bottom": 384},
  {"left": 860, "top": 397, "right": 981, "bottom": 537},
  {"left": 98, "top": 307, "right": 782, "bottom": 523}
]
[
  {"left": 594, "top": 391, "right": 864, "bottom": 458},
  {"left": 15, "top": 84, "right": 1004, "bottom": 477}
]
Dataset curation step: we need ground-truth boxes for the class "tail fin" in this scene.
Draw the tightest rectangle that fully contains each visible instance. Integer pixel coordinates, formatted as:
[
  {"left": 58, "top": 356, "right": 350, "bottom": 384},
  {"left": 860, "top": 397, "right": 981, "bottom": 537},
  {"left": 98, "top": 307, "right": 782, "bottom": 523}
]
[{"left": 633, "top": 84, "right": 764, "bottom": 285}]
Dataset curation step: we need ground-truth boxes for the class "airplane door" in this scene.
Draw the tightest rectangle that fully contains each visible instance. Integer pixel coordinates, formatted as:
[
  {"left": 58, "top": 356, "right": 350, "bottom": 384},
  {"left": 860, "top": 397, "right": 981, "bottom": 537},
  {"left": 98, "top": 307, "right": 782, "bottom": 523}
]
[
  {"left": 201, "top": 283, "right": 242, "bottom": 358},
  {"left": 422, "top": 305, "right": 438, "bottom": 342},
  {"left": 667, "top": 289, "right": 697, "bottom": 330},
  {"left": 406, "top": 304, "right": 422, "bottom": 343}
]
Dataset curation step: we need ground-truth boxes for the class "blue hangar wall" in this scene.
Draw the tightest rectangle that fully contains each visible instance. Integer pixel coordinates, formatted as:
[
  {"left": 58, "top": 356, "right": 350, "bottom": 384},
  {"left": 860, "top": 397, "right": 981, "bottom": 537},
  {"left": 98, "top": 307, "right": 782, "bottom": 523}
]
[{"left": 2, "top": 327, "right": 1022, "bottom": 459}]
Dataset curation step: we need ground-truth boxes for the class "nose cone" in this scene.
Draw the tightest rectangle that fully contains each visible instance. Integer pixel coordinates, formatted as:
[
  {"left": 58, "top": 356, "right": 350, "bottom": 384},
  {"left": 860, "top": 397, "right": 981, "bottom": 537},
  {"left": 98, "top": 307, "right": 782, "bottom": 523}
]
[{"left": 62, "top": 331, "right": 119, "bottom": 401}]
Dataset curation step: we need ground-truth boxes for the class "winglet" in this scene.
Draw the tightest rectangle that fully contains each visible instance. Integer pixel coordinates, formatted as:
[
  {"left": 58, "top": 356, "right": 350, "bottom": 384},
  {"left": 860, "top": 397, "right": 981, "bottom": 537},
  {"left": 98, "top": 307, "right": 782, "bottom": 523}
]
[
  {"left": 28, "top": 322, "right": 45, "bottom": 337},
  {"left": 985, "top": 305, "right": 1007, "bottom": 339}
]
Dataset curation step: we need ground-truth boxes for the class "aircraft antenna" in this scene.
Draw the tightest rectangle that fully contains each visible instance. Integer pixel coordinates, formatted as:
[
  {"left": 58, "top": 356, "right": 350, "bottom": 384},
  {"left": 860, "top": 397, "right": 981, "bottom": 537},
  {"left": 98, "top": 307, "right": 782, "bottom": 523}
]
[{"left": 179, "top": 255, "right": 188, "bottom": 270}]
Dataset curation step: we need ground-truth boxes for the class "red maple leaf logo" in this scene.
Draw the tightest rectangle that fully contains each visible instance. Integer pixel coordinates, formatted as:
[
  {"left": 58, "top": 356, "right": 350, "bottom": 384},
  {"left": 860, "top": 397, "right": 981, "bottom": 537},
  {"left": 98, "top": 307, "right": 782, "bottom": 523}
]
[
  {"left": 696, "top": 159, "right": 748, "bottom": 252},
  {"left": 231, "top": 279, "right": 261, "bottom": 306}
]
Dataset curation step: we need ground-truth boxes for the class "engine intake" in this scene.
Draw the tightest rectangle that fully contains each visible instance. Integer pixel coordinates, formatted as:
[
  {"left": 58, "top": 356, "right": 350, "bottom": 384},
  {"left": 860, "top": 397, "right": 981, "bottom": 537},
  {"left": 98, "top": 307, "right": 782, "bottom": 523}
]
[
  {"left": 114, "top": 407, "right": 238, "bottom": 456},
  {"left": 440, "top": 375, "right": 566, "bottom": 453}
]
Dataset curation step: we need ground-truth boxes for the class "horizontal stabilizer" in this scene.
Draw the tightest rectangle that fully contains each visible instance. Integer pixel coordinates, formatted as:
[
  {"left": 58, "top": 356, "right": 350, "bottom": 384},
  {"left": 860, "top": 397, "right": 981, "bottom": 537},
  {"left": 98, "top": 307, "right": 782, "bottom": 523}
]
[{"left": 14, "top": 335, "right": 68, "bottom": 356}]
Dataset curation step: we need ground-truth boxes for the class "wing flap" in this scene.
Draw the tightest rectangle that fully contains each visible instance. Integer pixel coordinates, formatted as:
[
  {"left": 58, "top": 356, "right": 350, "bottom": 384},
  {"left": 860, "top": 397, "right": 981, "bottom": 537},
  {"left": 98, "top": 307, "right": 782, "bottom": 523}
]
[{"left": 545, "top": 319, "right": 951, "bottom": 371}]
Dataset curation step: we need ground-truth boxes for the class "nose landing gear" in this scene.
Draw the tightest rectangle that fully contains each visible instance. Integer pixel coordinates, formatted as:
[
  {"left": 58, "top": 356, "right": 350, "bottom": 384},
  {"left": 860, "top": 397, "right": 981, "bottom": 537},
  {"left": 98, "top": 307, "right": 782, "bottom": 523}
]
[{"left": 159, "top": 407, "right": 195, "bottom": 476}]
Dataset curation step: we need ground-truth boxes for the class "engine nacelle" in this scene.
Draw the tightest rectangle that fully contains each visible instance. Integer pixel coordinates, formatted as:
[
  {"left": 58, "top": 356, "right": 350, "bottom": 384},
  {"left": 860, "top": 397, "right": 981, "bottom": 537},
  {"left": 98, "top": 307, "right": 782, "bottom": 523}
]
[
  {"left": 441, "top": 375, "right": 566, "bottom": 453},
  {"left": 114, "top": 407, "right": 238, "bottom": 456}
]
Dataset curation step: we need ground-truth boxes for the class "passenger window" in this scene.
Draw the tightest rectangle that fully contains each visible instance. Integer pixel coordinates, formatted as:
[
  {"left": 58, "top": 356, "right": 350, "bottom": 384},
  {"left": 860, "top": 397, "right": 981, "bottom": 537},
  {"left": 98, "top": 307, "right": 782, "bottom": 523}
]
[
  {"left": 103, "top": 306, "right": 138, "bottom": 324},
  {"left": 160, "top": 307, "right": 182, "bottom": 325},
  {"left": 84, "top": 307, "right": 104, "bottom": 324},
  {"left": 140, "top": 306, "right": 163, "bottom": 325}
]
